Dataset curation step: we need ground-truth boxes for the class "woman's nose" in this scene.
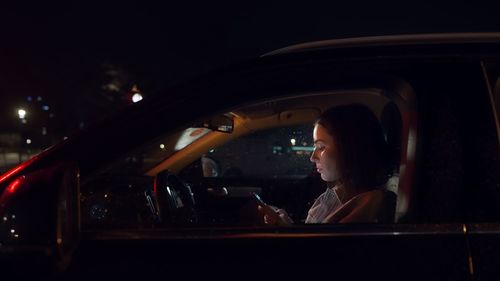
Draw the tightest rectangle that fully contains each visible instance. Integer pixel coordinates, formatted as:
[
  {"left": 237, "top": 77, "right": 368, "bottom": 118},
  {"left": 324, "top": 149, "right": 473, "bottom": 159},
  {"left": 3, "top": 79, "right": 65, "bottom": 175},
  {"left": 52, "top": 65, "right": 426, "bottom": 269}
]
[{"left": 309, "top": 150, "right": 317, "bottom": 163}]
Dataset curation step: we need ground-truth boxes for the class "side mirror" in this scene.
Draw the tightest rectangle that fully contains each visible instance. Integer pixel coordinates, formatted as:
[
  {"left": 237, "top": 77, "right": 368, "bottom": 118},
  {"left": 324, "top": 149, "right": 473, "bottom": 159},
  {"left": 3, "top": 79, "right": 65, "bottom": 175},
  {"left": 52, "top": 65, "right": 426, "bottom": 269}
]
[
  {"left": 0, "top": 162, "right": 80, "bottom": 277},
  {"left": 202, "top": 114, "right": 234, "bottom": 133}
]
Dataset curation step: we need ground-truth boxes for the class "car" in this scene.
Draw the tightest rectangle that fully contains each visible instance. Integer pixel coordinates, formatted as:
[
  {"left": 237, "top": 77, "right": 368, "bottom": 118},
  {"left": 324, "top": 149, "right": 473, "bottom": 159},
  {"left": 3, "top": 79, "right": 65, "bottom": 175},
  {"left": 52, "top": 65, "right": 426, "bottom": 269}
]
[{"left": 0, "top": 33, "right": 499, "bottom": 280}]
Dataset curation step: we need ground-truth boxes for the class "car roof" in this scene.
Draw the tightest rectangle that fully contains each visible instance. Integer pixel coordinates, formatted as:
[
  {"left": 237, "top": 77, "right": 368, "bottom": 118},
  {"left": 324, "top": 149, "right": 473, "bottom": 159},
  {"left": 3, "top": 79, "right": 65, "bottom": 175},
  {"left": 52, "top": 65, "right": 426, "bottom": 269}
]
[{"left": 263, "top": 32, "right": 500, "bottom": 57}]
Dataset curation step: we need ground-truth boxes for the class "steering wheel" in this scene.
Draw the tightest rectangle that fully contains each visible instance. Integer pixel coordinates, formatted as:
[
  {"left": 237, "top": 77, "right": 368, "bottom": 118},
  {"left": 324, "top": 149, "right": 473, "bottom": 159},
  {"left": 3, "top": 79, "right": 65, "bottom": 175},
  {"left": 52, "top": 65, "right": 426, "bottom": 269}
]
[{"left": 153, "top": 170, "right": 198, "bottom": 225}]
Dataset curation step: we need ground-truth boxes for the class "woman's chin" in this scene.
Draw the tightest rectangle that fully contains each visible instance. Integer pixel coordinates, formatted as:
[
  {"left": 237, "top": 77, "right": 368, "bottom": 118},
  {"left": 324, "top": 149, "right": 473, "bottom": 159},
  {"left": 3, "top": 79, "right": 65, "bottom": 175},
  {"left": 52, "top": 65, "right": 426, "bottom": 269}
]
[{"left": 321, "top": 174, "right": 338, "bottom": 183}]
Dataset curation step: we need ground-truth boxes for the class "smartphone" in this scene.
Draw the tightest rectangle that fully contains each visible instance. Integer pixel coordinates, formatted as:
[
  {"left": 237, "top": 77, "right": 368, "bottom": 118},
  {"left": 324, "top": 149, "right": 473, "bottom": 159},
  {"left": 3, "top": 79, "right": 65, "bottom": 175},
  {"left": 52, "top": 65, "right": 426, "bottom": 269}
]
[{"left": 252, "top": 192, "right": 266, "bottom": 205}]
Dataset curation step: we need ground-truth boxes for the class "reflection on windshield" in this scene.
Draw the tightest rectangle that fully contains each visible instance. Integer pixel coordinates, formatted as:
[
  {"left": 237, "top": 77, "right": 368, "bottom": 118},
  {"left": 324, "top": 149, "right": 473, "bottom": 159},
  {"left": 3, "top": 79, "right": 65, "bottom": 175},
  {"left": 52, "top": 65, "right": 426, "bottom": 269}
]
[{"left": 174, "top": 128, "right": 211, "bottom": 151}]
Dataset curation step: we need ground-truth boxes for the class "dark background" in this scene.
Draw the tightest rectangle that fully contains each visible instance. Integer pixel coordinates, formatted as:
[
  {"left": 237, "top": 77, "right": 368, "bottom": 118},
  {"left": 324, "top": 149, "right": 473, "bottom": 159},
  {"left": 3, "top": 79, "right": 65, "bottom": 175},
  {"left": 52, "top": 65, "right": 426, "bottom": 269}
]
[{"left": 1, "top": 1, "right": 500, "bottom": 171}]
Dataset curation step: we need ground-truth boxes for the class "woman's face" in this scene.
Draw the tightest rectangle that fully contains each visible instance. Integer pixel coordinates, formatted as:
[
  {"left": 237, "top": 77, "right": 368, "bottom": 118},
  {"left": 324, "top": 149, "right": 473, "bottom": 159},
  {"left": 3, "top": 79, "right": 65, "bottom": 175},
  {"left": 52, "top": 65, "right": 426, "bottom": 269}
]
[{"left": 310, "top": 123, "right": 340, "bottom": 182}]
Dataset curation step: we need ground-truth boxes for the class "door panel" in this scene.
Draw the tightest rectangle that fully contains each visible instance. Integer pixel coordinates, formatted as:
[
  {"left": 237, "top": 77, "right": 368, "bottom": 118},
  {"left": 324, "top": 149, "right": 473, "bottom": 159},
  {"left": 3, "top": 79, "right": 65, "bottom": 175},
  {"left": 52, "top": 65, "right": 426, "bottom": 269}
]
[
  {"left": 468, "top": 224, "right": 500, "bottom": 281},
  {"left": 66, "top": 224, "right": 470, "bottom": 280}
]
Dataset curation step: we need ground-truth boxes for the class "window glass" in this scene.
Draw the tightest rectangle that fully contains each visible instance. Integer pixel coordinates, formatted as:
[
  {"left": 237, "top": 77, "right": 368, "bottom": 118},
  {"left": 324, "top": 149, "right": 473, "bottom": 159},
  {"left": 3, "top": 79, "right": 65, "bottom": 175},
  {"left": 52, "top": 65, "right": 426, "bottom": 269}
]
[{"left": 412, "top": 62, "right": 499, "bottom": 223}]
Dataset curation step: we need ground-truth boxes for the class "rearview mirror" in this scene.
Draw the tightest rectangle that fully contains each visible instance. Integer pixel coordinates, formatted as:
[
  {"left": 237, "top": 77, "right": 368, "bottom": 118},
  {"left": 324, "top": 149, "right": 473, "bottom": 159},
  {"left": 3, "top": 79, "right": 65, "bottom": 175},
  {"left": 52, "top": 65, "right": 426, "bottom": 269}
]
[{"left": 201, "top": 114, "right": 234, "bottom": 133}]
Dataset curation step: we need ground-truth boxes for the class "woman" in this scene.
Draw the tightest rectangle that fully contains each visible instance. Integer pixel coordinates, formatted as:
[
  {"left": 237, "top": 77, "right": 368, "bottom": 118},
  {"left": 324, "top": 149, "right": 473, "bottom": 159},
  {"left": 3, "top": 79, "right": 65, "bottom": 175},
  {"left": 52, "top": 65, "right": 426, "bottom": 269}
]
[{"left": 258, "top": 104, "right": 397, "bottom": 224}]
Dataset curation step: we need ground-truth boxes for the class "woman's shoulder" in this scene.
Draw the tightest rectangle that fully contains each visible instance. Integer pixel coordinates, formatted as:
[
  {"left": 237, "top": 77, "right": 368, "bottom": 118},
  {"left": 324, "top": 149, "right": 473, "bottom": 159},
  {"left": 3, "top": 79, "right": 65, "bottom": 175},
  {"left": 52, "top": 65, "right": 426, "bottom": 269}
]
[
  {"left": 355, "top": 188, "right": 397, "bottom": 202},
  {"left": 325, "top": 188, "right": 397, "bottom": 223}
]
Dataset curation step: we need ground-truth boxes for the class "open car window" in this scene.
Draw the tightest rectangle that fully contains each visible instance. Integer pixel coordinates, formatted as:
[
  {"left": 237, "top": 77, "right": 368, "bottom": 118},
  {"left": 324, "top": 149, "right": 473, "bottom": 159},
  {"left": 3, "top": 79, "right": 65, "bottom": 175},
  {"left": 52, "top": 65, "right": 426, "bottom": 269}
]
[{"left": 79, "top": 89, "right": 406, "bottom": 230}]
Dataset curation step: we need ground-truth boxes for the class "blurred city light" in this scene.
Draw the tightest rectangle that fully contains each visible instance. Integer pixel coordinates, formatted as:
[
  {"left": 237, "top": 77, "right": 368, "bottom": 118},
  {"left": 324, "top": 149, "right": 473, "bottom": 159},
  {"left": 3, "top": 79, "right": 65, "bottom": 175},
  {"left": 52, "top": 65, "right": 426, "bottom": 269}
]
[
  {"left": 42, "top": 105, "right": 49, "bottom": 111},
  {"left": 130, "top": 84, "right": 143, "bottom": 103},
  {"left": 290, "top": 138, "right": 296, "bottom": 146},
  {"left": 132, "top": 93, "right": 143, "bottom": 103},
  {"left": 17, "top": 109, "right": 27, "bottom": 119},
  {"left": 26, "top": 139, "right": 31, "bottom": 144}
]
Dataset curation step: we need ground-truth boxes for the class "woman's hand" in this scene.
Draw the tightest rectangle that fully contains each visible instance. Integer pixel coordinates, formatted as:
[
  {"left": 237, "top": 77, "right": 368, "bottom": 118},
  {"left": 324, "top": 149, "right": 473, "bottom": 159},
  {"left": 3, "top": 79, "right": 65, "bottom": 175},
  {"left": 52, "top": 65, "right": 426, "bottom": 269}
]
[{"left": 257, "top": 203, "right": 293, "bottom": 226}]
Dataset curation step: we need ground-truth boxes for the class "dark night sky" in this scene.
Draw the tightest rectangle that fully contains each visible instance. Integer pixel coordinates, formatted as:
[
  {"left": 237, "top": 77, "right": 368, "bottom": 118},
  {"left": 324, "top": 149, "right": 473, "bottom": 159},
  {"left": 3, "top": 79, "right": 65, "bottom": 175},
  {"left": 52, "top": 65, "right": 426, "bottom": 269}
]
[{"left": 2, "top": 1, "right": 500, "bottom": 134}]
